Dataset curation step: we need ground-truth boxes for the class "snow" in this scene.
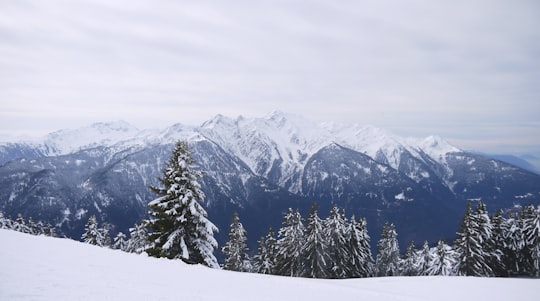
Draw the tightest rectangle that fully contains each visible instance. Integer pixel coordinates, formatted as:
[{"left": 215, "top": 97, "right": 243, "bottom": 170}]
[
  {"left": 2, "top": 112, "right": 465, "bottom": 193},
  {"left": 1, "top": 229, "right": 537, "bottom": 301}
]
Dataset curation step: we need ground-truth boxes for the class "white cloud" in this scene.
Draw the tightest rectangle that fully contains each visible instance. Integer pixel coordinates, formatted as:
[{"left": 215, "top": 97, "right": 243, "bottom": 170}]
[{"left": 0, "top": 0, "right": 539, "bottom": 157}]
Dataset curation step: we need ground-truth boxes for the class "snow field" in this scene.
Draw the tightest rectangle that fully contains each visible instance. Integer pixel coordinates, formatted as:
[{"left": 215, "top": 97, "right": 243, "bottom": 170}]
[{"left": 0, "top": 229, "right": 537, "bottom": 301}]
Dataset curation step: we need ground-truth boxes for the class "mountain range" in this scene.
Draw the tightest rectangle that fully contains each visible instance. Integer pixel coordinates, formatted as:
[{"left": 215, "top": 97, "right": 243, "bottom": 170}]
[{"left": 1, "top": 111, "right": 539, "bottom": 254}]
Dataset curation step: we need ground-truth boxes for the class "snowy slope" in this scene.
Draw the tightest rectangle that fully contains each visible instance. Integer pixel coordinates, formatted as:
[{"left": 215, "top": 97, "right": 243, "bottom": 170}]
[{"left": 0, "top": 229, "right": 537, "bottom": 301}]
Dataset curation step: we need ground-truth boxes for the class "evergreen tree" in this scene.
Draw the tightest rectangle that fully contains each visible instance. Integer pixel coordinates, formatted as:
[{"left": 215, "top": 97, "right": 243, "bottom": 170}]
[
  {"left": 126, "top": 222, "right": 149, "bottom": 254},
  {"left": 113, "top": 232, "right": 128, "bottom": 251},
  {"left": 44, "top": 221, "right": 57, "bottom": 237},
  {"left": 253, "top": 227, "right": 277, "bottom": 274},
  {"left": 12, "top": 214, "right": 31, "bottom": 234},
  {"left": 491, "top": 209, "right": 510, "bottom": 276},
  {"left": 347, "top": 216, "right": 374, "bottom": 278},
  {"left": 500, "top": 212, "right": 525, "bottom": 275},
  {"left": 145, "top": 140, "right": 218, "bottom": 268},
  {"left": 275, "top": 208, "right": 305, "bottom": 277},
  {"left": 82, "top": 215, "right": 106, "bottom": 246},
  {"left": 324, "top": 205, "right": 350, "bottom": 278},
  {"left": 0, "top": 211, "right": 10, "bottom": 229},
  {"left": 27, "top": 217, "right": 39, "bottom": 235},
  {"left": 222, "top": 212, "right": 251, "bottom": 272},
  {"left": 301, "top": 203, "right": 330, "bottom": 278},
  {"left": 100, "top": 223, "right": 112, "bottom": 248},
  {"left": 415, "top": 241, "right": 434, "bottom": 276},
  {"left": 426, "top": 240, "right": 457, "bottom": 276},
  {"left": 375, "top": 222, "right": 400, "bottom": 276},
  {"left": 454, "top": 201, "right": 497, "bottom": 276},
  {"left": 401, "top": 241, "right": 418, "bottom": 276},
  {"left": 522, "top": 205, "right": 540, "bottom": 277}
]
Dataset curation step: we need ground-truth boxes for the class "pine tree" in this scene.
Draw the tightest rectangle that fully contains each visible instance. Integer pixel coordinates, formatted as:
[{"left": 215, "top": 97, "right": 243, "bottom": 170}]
[
  {"left": 401, "top": 241, "right": 418, "bottom": 276},
  {"left": 324, "top": 205, "right": 349, "bottom": 278},
  {"left": 0, "top": 211, "right": 11, "bottom": 229},
  {"left": 416, "top": 241, "right": 434, "bottom": 276},
  {"left": 275, "top": 208, "right": 305, "bottom": 277},
  {"left": 522, "top": 205, "right": 540, "bottom": 277},
  {"left": 375, "top": 222, "right": 400, "bottom": 277},
  {"left": 301, "top": 203, "right": 330, "bottom": 278},
  {"left": 145, "top": 140, "right": 219, "bottom": 268},
  {"left": 126, "top": 222, "right": 149, "bottom": 254},
  {"left": 500, "top": 212, "right": 525, "bottom": 275},
  {"left": 347, "top": 216, "right": 374, "bottom": 278},
  {"left": 222, "top": 212, "right": 251, "bottom": 272},
  {"left": 113, "top": 232, "right": 128, "bottom": 251},
  {"left": 454, "top": 200, "right": 497, "bottom": 276},
  {"left": 82, "top": 215, "right": 106, "bottom": 246},
  {"left": 12, "top": 214, "right": 31, "bottom": 234},
  {"left": 100, "top": 223, "right": 112, "bottom": 248},
  {"left": 426, "top": 240, "right": 457, "bottom": 276},
  {"left": 253, "top": 227, "right": 277, "bottom": 274},
  {"left": 491, "top": 209, "right": 510, "bottom": 276}
]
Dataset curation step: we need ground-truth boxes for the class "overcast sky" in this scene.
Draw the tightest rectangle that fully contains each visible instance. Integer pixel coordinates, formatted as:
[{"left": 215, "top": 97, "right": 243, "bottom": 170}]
[{"left": 1, "top": 0, "right": 539, "bottom": 158}]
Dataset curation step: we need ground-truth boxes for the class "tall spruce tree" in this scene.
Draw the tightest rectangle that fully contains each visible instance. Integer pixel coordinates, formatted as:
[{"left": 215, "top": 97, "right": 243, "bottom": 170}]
[
  {"left": 416, "top": 241, "right": 434, "bottom": 276},
  {"left": 275, "top": 208, "right": 305, "bottom": 277},
  {"left": 454, "top": 200, "right": 497, "bottom": 276},
  {"left": 324, "top": 205, "right": 350, "bottom": 278},
  {"left": 301, "top": 203, "right": 330, "bottom": 278},
  {"left": 222, "top": 211, "right": 251, "bottom": 272},
  {"left": 145, "top": 140, "right": 219, "bottom": 268},
  {"left": 347, "top": 216, "right": 374, "bottom": 278},
  {"left": 401, "top": 241, "right": 418, "bottom": 276},
  {"left": 522, "top": 205, "right": 540, "bottom": 276},
  {"left": 254, "top": 227, "right": 277, "bottom": 274},
  {"left": 375, "top": 222, "right": 400, "bottom": 276}
]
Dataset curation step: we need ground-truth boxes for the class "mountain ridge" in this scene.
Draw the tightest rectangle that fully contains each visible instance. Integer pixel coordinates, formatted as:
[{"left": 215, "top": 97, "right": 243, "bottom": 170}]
[{"left": 1, "top": 112, "right": 539, "bottom": 253}]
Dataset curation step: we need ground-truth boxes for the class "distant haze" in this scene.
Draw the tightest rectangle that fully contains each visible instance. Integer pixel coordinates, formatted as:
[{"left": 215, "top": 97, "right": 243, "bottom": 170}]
[{"left": 1, "top": 1, "right": 539, "bottom": 162}]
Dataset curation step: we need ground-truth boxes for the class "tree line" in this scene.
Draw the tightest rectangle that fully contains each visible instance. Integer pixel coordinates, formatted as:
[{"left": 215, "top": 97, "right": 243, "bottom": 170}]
[
  {"left": 0, "top": 212, "right": 57, "bottom": 237},
  {"left": 220, "top": 200, "right": 540, "bottom": 278}
]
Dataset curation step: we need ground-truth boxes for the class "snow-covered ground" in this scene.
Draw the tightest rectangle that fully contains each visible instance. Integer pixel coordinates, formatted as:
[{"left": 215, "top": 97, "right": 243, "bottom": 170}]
[{"left": 0, "top": 229, "right": 537, "bottom": 301}]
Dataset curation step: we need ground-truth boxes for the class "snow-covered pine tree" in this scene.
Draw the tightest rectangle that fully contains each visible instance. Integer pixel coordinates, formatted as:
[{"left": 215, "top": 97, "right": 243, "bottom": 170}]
[
  {"left": 126, "top": 222, "right": 149, "bottom": 254},
  {"left": 375, "top": 222, "right": 400, "bottom": 277},
  {"left": 415, "top": 241, "right": 434, "bottom": 276},
  {"left": 222, "top": 211, "right": 251, "bottom": 272},
  {"left": 454, "top": 200, "right": 497, "bottom": 276},
  {"left": 12, "top": 214, "right": 31, "bottom": 234},
  {"left": 324, "top": 205, "right": 350, "bottom": 278},
  {"left": 425, "top": 240, "right": 457, "bottom": 276},
  {"left": 44, "top": 221, "right": 57, "bottom": 237},
  {"left": 499, "top": 212, "right": 525, "bottom": 275},
  {"left": 145, "top": 140, "right": 219, "bottom": 268},
  {"left": 275, "top": 208, "right": 305, "bottom": 277},
  {"left": 521, "top": 205, "right": 540, "bottom": 277},
  {"left": 253, "top": 227, "right": 277, "bottom": 274},
  {"left": 491, "top": 209, "right": 510, "bottom": 276},
  {"left": 401, "top": 241, "right": 418, "bottom": 276},
  {"left": 82, "top": 215, "right": 107, "bottom": 246},
  {"left": 100, "top": 224, "right": 112, "bottom": 248},
  {"left": 113, "top": 232, "right": 128, "bottom": 251},
  {"left": 26, "top": 217, "right": 38, "bottom": 235},
  {"left": 0, "top": 211, "right": 12, "bottom": 230},
  {"left": 301, "top": 203, "right": 330, "bottom": 278},
  {"left": 347, "top": 216, "right": 374, "bottom": 278}
]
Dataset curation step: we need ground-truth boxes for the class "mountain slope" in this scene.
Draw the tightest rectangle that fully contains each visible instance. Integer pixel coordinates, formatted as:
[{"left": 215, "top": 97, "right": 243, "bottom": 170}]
[
  {"left": 0, "top": 229, "right": 536, "bottom": 301},
  {"left": 1, "top": 112, "right": 539, "bottom": 252}
]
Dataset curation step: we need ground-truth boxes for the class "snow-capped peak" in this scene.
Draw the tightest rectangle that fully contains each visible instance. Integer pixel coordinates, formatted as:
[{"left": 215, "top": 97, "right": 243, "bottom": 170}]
[
  {"left": 41, "top": 121, "right": 141, "bottom": 155},
  {"left": 417, "top": 135, "right": 461, "bottom": 161}
]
